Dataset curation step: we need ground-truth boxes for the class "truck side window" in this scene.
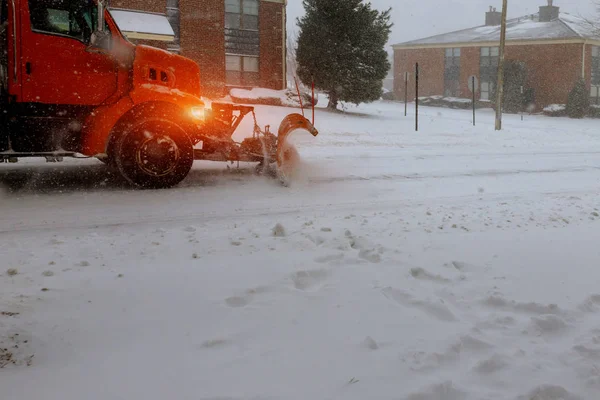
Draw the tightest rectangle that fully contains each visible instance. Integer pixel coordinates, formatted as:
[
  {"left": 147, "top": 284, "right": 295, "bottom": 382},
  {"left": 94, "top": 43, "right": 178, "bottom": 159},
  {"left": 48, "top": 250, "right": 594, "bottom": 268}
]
[
  {"left": 1, "top": 0, "right": 7, "bottom": 25},
  {"left": 28, "top": 0, "right": 106, "bottom": 43}
]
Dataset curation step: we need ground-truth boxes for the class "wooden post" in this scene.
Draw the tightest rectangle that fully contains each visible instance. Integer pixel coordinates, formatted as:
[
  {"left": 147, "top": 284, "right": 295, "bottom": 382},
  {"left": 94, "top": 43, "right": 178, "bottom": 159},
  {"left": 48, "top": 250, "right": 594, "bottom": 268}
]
[
  {"left": 415, "top": 63, "right": 419, "bottom": 132},
  {"left": 495, "top": 0, "right": 508, "bottom": 131},
  {"left": 520, "top": 85, "right": 524, "bottom": 121}
]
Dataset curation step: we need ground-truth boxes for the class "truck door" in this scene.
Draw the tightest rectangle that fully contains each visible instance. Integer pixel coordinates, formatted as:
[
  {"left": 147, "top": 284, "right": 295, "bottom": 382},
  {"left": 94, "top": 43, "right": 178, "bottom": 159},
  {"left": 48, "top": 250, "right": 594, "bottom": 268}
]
[{"left": 20, "top": 0, "right": 118, "bottom": 105}]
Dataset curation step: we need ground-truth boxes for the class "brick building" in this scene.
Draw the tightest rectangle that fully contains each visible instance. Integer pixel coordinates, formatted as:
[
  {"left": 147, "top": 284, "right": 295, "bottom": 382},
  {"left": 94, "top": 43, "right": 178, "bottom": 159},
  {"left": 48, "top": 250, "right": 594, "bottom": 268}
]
[
  {"left": 108, "top": 0, "right": 287, "bottom": 97},
  {"left": 392, "top": 1, "right": 600, "bottom": 110}
]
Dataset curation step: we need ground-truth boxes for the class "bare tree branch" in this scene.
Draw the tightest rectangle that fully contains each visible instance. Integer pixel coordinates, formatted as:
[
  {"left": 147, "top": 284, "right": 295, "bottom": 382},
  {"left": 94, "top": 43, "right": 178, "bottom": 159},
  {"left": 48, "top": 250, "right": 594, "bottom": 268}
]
[
  {"left": 576, "top": 0, "right": 600, "bottom": 37},
  {"left": 286, "top": 30, "right": 299, "bottom": 89}
]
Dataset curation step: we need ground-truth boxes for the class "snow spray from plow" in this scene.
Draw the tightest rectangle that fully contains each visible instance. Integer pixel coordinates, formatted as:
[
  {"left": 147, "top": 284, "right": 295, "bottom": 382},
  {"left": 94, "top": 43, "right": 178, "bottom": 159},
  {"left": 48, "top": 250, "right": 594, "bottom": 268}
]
[
  {"left": 206, "top": 79, "right": 319, "bottom": 187},
  {"left": 273, "top": 113, "right": 319, "bottom": 185},
  {"left": 192, "top": 101, "right": 319, "bottom": 187},
  {"left": 272, "top": 78, "right": 319, "bottom": 185}
]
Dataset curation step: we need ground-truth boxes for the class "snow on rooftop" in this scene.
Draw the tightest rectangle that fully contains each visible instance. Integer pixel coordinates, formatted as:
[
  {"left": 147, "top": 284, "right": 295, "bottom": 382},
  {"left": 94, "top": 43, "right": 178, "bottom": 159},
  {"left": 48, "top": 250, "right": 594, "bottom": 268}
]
[
  {"left": 110, "top": 8, "right": 175, "bottom": 37},
  {"left": 560, "top": 12, "right": 599, "bottom": 39},
  {"left": 394, "top": 12, "right": 600, "bottom": 47}
]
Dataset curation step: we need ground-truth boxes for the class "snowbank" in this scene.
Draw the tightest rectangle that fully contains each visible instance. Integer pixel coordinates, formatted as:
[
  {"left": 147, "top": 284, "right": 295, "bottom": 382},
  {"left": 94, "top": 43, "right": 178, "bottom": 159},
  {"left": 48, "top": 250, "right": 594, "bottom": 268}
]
[
  {"left": 543, "top": 103, "right": 567, "bottom": 117},
  {"left": 230, "top": 87, "right": 317, "bottom": 109},
  {"left": 544, "top": 104, "right": 566, "bottom": 112},
  {"left": 543, "top": 103, "right": 600, "bottom": 118},
  {"left": 417, "top": 95, "right": 490, "bottom": 110}
]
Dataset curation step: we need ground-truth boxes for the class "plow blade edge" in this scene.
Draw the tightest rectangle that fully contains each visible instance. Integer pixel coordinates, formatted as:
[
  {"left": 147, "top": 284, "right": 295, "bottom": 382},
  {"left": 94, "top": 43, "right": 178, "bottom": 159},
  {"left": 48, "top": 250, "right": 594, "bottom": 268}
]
[{"left": 275, "top": 113, "right": 319, "bottom": 184}]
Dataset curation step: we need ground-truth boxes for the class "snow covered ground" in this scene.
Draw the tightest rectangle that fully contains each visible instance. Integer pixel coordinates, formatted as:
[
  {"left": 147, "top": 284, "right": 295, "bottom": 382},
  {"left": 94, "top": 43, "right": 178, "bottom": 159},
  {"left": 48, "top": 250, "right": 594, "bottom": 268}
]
[{"left": 2, "top": 100, "right": 600, "bottom": 400}]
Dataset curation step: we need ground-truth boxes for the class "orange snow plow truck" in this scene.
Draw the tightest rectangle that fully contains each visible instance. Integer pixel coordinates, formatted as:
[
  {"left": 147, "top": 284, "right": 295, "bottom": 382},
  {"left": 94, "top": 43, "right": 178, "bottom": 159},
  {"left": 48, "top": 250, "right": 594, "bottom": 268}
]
[{"left": 0, "top": 0, "right": 318, "bottom": 188}]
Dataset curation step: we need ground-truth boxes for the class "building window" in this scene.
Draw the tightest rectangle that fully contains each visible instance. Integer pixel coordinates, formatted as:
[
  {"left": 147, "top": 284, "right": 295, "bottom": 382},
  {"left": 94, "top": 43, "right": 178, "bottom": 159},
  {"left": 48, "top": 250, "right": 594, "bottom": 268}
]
[
  {"left": 225, "top": 0, "right": 258, "bottom": 31},
  {"left": 444, "top": 48, "right": 460, "bottom": 97},
  {"left": 225, "top": 0, "right": 260, "bottom": 86},
  {"left": 480, "top": 46, "right": 499, "bottom": 101},
  {"left": 226, "top": 55, "right": 259, "bottom": 86},
  {"left": 591, "top": 46, "right": 600, "bottom": 105}
]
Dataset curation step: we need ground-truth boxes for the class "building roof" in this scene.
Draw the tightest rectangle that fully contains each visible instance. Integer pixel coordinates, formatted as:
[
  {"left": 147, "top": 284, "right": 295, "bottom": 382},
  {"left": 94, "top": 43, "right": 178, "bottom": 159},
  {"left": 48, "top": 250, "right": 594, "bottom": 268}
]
[
  {"left": 109, "top": 8, "right": 175, "bottom": 42},
  {"left": 392, "top": 12, "right": 600, "bottom": 49}
]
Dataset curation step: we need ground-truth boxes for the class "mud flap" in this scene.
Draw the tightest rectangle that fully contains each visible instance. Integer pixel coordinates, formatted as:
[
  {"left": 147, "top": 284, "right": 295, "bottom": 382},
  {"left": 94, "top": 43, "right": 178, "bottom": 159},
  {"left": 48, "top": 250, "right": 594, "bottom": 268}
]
[{"left": 275, "top": 113, "right": 319, "bottom": 186}]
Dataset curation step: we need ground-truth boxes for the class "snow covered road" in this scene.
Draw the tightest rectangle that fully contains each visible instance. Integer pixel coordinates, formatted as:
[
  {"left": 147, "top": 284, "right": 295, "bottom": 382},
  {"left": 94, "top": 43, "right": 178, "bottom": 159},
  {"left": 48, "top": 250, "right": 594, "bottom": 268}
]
[{"left": 2, "top": 101, "right": 600, "bottom": 400}]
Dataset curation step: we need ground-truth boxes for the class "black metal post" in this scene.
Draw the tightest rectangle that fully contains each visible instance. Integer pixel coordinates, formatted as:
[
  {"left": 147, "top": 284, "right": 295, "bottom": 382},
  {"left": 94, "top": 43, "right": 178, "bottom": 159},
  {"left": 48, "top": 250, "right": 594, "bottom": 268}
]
[
  {"left": 472, "top": 76, "right": 476, "bottom": 126},
  {"left": 404, "top": 72, "right": 408, "bottom": 117},
  {"left": 415, "top": 63, "right": 419, "bottom": 132}
]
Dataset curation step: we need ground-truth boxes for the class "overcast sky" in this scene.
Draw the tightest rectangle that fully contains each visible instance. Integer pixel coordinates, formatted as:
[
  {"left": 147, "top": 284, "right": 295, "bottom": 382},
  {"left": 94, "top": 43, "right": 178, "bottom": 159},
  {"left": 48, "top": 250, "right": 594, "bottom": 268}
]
[{"left": 286, "top": 0, "right": 598, "bottom": 47}]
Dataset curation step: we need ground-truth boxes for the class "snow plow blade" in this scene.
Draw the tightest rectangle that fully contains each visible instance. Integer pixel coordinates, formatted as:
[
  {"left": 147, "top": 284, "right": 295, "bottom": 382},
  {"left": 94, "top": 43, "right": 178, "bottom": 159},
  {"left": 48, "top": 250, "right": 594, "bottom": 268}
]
[{"left": 275, "top": 113, "right": 319, "bottom": 184}]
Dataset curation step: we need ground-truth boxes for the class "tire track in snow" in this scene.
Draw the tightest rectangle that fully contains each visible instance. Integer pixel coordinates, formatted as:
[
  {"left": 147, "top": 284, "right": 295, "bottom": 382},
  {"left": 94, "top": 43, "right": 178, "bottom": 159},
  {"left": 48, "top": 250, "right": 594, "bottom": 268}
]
[
  {"left": 0, "top": 187, "right": 597, "bottom": 235},
  {"left": 307, "top": 165, "right": 600, "bottom": 185}
]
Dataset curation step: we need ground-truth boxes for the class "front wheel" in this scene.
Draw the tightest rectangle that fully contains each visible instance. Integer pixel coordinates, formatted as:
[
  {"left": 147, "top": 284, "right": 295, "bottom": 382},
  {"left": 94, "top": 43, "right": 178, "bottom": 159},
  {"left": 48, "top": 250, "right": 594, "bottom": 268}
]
[{"left": 114, "top": 118, "right": 194, "bottom": 189}]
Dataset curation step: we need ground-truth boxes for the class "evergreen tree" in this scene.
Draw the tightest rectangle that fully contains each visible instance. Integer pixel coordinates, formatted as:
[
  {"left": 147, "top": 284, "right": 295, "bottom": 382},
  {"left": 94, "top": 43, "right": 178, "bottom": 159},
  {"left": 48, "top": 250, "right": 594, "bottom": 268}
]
[
  {"left": 502, "top": 60, "right": 527, "bottom": 114},
  {"left": 295, "top": 0, "right": 393, "bottom": 110},
  {"left": 566, "top": 78, "right": 590, "bottom": 119}
]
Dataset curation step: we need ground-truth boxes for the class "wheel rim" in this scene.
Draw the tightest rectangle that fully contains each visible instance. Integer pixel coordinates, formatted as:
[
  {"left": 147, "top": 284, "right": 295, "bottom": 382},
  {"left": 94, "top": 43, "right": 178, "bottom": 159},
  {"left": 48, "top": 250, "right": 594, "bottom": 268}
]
[{"left": 135, "top": 132, "right": 181, "bottom": 177}]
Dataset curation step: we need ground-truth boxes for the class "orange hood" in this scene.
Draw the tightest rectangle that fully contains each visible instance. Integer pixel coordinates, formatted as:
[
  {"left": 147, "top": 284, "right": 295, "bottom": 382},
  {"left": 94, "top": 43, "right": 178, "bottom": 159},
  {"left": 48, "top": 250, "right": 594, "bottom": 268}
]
[{"left": 132, "top": 45, "right": 202, "bottom": 98}]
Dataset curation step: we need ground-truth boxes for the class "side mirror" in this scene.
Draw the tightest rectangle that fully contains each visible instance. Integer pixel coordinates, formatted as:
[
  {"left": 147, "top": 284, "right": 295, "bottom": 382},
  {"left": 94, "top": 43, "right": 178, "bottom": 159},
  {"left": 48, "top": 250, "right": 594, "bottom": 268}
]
[
  {"left": 89, "top": 0, "right": 110, "bottom": 50},
  {"left": 89, "top": 29, "right": 111, "bottom": 50}
]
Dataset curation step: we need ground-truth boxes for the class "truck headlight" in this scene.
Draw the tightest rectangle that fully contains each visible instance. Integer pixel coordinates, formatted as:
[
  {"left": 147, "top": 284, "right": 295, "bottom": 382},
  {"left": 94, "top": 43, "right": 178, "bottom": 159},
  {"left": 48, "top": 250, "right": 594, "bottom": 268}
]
[{"left": 190, "top": 107, "right": 205, "bottom": 121}]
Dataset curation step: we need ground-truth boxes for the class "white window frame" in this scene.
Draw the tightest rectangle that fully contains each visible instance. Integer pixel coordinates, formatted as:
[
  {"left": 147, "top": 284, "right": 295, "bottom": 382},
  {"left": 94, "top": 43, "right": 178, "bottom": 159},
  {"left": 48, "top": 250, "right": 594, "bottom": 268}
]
[
  {"left": 444, "top": 48, "right": 461, "bottom": 97},
  {"left": 591, "top": 46, "right": 600, "bottom": 105},
  {"left": 479, "top": 46, "right": 499, "bottom": 101},
  {"left": 225, "top": 0, "right": 259, "bottom": 31},
  {"left": 480, "top": 81, "right": 493, "bottom": 101},
  {"left": 225, "top": 54, "right": 260, "bottom": 86},
  {"left": 591, "top": 85, "right": 600, "bottom": 105}
]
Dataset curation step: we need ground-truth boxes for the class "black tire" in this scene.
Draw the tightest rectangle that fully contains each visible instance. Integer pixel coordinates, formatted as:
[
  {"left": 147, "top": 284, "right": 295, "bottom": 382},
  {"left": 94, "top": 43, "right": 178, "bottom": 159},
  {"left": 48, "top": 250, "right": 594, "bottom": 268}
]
[{"left": 114, "top": 118, "right": 193, "bottom": 189}]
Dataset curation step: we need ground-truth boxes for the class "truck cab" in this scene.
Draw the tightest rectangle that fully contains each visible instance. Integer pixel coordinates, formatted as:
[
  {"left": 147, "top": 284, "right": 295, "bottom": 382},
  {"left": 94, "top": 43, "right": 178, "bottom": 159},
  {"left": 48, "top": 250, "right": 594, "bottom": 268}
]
[{"left": 0, "top": 0, "right": 208, "bottom": 188}]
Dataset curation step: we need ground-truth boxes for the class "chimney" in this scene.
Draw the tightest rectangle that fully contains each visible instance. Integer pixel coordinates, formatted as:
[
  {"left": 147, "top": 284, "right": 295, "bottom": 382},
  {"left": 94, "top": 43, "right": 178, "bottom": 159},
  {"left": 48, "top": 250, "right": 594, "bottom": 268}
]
[
  {"left": 485, "top": 6, "right": 501, "bottom": 26},
  {"left": 539, "top": 0, "right": 559, "bottom": 22},
  {"left": 166, "top": 0, "right": 181, "bottom": 53}
]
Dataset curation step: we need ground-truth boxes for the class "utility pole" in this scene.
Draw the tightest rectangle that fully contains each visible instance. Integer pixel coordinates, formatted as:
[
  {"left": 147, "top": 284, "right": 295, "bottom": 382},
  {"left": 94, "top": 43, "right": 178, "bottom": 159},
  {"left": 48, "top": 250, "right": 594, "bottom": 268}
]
[{"left": 495, "top": 0, "right": 508, "bottom": 131}]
